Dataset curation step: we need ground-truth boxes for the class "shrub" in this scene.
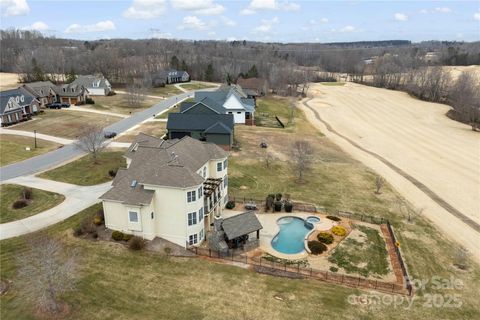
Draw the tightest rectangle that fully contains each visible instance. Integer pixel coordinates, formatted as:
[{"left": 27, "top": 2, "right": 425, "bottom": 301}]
[
  {"left": 326, "top": 215, "right": 341, "bottom": 222},
  {"left": 96, "top": 208, "right": 104, "bottom": 221},
  {"left": 73, "top": 226, "right": 84, "bottom": 237},
  {"left": 80, "top": 216, "right": 95, "bottom": 234},
  {"left": 308, "top": 241, "right": 327, "bottom": 255},
  {"left": 93, "top": 216, "right": 103, "bottom": 226},
  {"left": 112, "top": 230, "right": 124, "bottom": 241},
  {"left": 284, "top": 201, "right": 293, "bottom": 213},
  {"left": 108, "top": 169, "right": 118, "bottom": 178},
  {"left": 274, "top": 201, "right": 282, "bottom": 212},
  {"left": 12, "top": 199, "right": 28, "bottom": 209},
  {"left": 92, "top": 232, "right": 98, "bottom": 239},
  {"left": 329, "top": 266, "right": 339, "bottom": 273},
  {"left": 275, "top": 193, "right": 282, "bottom": 201},
  {"left": 331, "top": 226, "right": 347, "bottom": 237},
  {"left": 107, "top": 90, "right": 116, "bottom": 96},
  {"left": 129, "top": 236, "right": 145, "bottom": 250},
  {"left": 21, "top": 187, "right": 33, "bottom": 200},
  {"left": 317, "top": 232, "right": 334, "bottom": 244},
  {"left": 85, "top": 97, "right": 95, "bottom": 104},
  {"left": 123, "top": 233, "right": 133, "bottom": 242},
  {"left": 225, "top": 200, "right": 235, "bottom": 209}
]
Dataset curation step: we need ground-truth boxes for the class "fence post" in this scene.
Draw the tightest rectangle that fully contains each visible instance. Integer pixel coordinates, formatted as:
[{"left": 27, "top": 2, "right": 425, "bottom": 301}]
[
  {"left": 297, "top": 263, "right": 300, "bottom": 273},
  {"left": 284, "top": 263, "right": 286, "bottom": 271},
  {"left": 325, "top": 271, "right": 328, "bottom": 280},
  {"left": 209, "top": 248, "right": 211, "bottom": 257}
]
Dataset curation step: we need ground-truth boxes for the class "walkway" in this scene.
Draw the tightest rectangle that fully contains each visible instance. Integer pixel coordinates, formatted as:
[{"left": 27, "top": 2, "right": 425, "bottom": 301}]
[{"left": 0, "top": 175, "right": 111, "bottom": 240}]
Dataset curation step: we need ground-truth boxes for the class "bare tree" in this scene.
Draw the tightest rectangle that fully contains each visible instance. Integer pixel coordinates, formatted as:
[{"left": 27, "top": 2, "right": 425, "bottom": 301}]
[
  {"left": 397, "top": 198, "right": 424, "bottom": 223},
  {"left": 449, "top": 71, "right": 480, "bottom": 131},
  {"left": 375, "top": 175, "right": 385, "bottom": 194},
  {"left": 454, "top": 246, "right": 470, "bottom": 270},
  {"left": 75, "top": 125, "right": 106, "bottom": 163},
  {"left": 263, "top": 150, "right": 275, "bottom": 168},
  {"left": 16, "top": 237, "right": 78, "bottom": 314},
  {"left": 290, "top": 140, "right": 314, "bottom": 183},
  {"left": 124, "top": 83, "right": 146, "bottom": 109}
]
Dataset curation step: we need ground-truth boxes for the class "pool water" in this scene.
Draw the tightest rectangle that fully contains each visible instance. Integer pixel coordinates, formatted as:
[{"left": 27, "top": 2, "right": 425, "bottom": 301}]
[{"left": 271, "top": 217, "right": 311, "bottom": 254}]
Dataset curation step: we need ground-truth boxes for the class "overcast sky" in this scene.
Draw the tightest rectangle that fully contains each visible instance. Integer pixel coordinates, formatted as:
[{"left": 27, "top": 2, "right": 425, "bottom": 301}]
[{"left": 1, "top": 0, "right": 479, "bottom": 42}]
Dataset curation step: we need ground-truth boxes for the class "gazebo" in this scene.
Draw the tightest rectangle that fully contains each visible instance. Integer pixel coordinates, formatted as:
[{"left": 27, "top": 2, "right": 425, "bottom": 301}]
[{"left": 220, "top": 211, "right": 263, "bottom": 249}]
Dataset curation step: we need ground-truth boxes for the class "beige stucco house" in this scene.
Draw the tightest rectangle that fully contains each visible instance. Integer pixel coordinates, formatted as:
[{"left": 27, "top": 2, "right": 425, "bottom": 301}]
[{"left": 100, "top": 134, "right": 228, "bottom": 248}]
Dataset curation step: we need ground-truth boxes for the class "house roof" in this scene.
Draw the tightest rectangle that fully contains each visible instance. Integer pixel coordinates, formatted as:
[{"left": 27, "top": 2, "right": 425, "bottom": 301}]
[
  {"left": 237, "top": 77, "right": 266, "bottom": 93},
  {"left": 71, "top": 75, "right": 110, "bottom": 89},
  {"left": 194, "top": 84, "right": 254, "bottom": 113},
  {"left": 221, "top": 211, "right": 263, "bottom": 240},
  {"left": 124, "top": 132, "right": 175, "bottom": 159},
  {"left": 56, "top": 83, "right": 87, "bottom": 97},
  {"left": 22, "top": 81, "right": 57, "bottom": 97},
  {"left": 154, "top": 69, "right": 189, "bottom": 80},
  {"left": 0, "top": 87, "right": 37, "bottom": 114},
  {"left": 167, "top": 113, "right": 234, "bottom": 134},
  {"left": 101, "top": 135, "right": 227, "bottom": 204},
  {"left": 180, "top": 97, "right": 226, "bottom": 114}
]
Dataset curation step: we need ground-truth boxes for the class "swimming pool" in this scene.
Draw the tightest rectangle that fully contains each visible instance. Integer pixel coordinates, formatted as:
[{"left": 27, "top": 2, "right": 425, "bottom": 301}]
[{"left": 271, "top": 217, "right": 311, "bottom": 254}]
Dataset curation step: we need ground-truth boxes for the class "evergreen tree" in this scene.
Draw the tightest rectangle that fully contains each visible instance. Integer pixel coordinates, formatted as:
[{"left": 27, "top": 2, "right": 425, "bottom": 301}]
[
  {"left": 205, "top": 64, "right": 214, "bottom": 82},
  {"left": 170, "top": 55, "right": 180, "bottom": 70},
  {"left": 66, "top": 68, "right": 76, "bottom": 83},
  {"left": 31, "top": 58, "right": 45, "bottom": 82},
  {"left": 225, "top": 73, "right": 232, "bottom": 86},
  {"left": 181, "top": 60, "right": 188, "bottom": 72},
  {"left": 246, "top": 64, "right": 258, "bottom": 78}
]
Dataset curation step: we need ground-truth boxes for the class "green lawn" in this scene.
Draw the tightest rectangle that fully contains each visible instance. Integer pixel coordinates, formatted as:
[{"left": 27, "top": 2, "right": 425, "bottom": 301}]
[
  {"left": 11, "top": 109, "right": 122, "bottom": 139},
  {"left": 0, "top": 135, "right": 61, "bottom": 166},
  {"left": 1, "top": 203, "right": 479, "bottom": 320},
  {"left": 255, "top": 96, "right": 295, "bottom": 128},
  {"left": 328, "top": 224, "right": 390, "bottom": 278},
  {"left": 0, "top": 184, "right": 65, "bottom": 223},
  {"left": 179, "top": 82, "right": 217, "bottom": 91},
  {"left": 37, "top": 152, "right": 126, "bottom": 186}
]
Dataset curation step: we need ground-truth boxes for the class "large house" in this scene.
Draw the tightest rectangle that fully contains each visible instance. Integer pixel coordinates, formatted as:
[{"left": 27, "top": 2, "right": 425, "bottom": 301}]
[
  {"left": 22, "top": 81, "right": 58, "bottom": 107},
  {"left": 56, "top": 82, "right": 89, "bottom": 105},
  {"left": 152, "top": 69, "right": 190, "bottom": 86},
  {"left": 193, "top": 84, "right": 255, "bottom": 124},
  {"left": 166, "top": 113, "right": 234, "bottom": 150},
  {"left": 0, "top": 87, "right": 40, "bottom": 126},
  {"left": 70, "top": 75, "right": 112, "bottom": 96},
  {"left": 236, "top": 77, "right": 268, "bottom": 98},
  {"left": 100, "top": 135, "right": 229, "bottom": 248}
]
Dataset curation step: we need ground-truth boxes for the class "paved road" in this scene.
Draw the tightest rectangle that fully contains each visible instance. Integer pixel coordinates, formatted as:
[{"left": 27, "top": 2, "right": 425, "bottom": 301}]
[
  {"left": 0, "top": 92, "right": 192, "bottom": 182},
  {"left": 0, "top": 175, "right": 111, "bottom": 240}
]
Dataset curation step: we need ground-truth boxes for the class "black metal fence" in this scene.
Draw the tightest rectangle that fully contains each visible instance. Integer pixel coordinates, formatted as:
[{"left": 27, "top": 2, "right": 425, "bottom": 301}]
[{"left": 386, "top": 221, "right": 413, "bottom": 296}]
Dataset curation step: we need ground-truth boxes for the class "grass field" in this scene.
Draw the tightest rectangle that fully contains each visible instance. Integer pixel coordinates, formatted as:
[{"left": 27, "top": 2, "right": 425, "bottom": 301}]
[
  {"left": 147, "top": 85, "right": 183, "bottom": 97},
  {"left": 0, "top": 73, "right": 19, "bottom": 91},
  {"left": 179, "top": 82, "right": 217, "bottom": 91},
  {"left": 90, "top": 94, "right": 161, "bottom": 115},
  {"left": 156, "top": 104, "right": 180, "bottom": 119},
  {"left": 115, "top": 122, "right": 166, "bottom": 142},
  {"left": 0, "top": 184, "right": 65, "bottom": 223},
  {"left": 37, "top": 152, "right": 126, "bottom": 185},
  {"left": 11, "top": 110, "right": 122, "bottom": 139},
  {"left": 0, "top": 135, "right": 61, "bottom": 166}
]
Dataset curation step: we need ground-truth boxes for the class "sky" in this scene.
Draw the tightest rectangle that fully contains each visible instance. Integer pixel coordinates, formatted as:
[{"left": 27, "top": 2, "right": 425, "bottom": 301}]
[{"left": 0, "top": 0, "right": 479, "bottom": 43}]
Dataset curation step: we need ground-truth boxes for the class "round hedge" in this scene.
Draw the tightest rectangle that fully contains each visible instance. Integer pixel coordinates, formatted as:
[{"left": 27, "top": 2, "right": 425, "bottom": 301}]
[
  {"left": 307, "top": 241, "right": 327, "bottom": 255},
  {"left": 111, "top": 230, "right": 124, "bottom": 241},
  {"left": 326, "top": 215, "right": 341, "bottom": 222},
  {"left": 331, "top": 225, "right": 347, "bottom": 237},
  {"left": 317, "top": 232, "right": 334, "bottom": 244}
]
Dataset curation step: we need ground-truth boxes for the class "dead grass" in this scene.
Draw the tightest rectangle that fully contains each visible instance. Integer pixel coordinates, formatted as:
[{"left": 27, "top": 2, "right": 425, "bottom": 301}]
[
  {"left": 0, "top": 134, "right": 61, "bottom": 166},
  {"left": 115, "top": 122, "right": 167, "bottom": 142},
  {"left": 91, "top": 94, "right": 161, "bottom": 115},
  {"left": 0, "top": 73, "right": 20, "bottom": 91},
  {"left": 10, "top": 109, "right": 122, "bottom": 139}
]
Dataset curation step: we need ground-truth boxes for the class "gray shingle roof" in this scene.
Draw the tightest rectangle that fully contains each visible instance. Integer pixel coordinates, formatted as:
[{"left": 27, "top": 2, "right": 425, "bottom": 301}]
[
  {"left": 167, "top": 113, "right": 234, "bottom": 133},
  {"left": 100, "top": 169, "right": 155, "bottom": 205},
  {"left": 222, "top": 212, "right": 263, "bottom": 240},
  {"left": 0, "top": 87, "right": 36, "bottom": 114},
  {"left": 194, "top": 84, "right": 254, "bottom": 113},
  {"left": 71, "top": 75, "right": 110, "bottom": 89},
  {"left": 22, "top": 81, "right": 57, "bottom": 97}
]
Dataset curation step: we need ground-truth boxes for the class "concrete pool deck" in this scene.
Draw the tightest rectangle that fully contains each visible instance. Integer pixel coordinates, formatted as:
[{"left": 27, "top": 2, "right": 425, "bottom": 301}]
[{"left": 222, "top": 210, "right": 335, "bottom": 260}]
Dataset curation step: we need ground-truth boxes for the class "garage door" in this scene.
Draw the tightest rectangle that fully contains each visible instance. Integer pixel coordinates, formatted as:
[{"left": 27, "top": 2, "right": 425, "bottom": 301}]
[
  {"left": 71, "top": 98, "right": 77, "bottom": 104},
  {"left": 61, "top": 97, "right": 69, "bottom": 103},
  {"left": 170, "top": 132, "right": 191, "bottom": 139}
]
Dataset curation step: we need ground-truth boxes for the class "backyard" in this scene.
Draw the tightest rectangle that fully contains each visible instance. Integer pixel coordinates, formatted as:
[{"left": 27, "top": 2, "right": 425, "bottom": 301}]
[
  {"left": 0, "top": 135, "right": 61, "bottom": 166},
  {"left": 10, "top": 109, "right": 122, "bottom": 139},
  {"left": 179, "top": 82, "right": 218, "bottom": 91},
  {"left": 37, "top": 151, "right": 126, "bottom": 185},
  {"left": 0, "top": 184, "right": 65, "bottom": 223},
  {"left": 88, "top": 94, "right": 162, "bottom": 115}
]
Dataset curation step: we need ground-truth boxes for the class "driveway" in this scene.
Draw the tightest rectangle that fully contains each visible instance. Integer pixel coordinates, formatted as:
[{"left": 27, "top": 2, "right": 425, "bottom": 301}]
[
  {"left": 0, "top": 175, "right": 111, "bottom": 240},
  {"left": 0, "top": 92, "right": 192, "bottom": 182}
]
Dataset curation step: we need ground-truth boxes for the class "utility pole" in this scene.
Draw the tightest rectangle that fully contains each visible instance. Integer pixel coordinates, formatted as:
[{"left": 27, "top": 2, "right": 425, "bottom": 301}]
[{"left": 33, "top": 130, "right": 37, "bottom": 148}]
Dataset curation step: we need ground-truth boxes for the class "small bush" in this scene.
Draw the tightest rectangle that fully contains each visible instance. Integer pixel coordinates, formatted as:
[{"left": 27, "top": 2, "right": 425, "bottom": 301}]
[
  {"left": 73, "top": 226, "right": 84, "bottom": 237},
  {"left": 331, "top": 226, "right": 347, "bottom": 237},
  {"left": 12, "top": 199, "right": 28, "bottom": 209},
  {"left": 21, "top": 187, "right": 33, "bottom": 200},
  {"left": 308, "top": 241, "right": 327, "bottom": 255},
  {"left": 123, "top": 233, "right": 133, "bottom": 242},
  {"left": 326, "top": 215, "right": 341, "bottom": 222},
  {"left": 85, "top": 97, "right": 95, "bottom": 104},
  {"left": 274, "top": 201, "right": 282, "bottom": 212},
  {"left": 129, "top": 236, "right": 145, "bottom": 250},
  {"left": 329, "top": 266, "right": 339, "bottom": 273},
  {"left": 107, "top": 90, "right": 116, "bottom": 96},
  {"left": 284, "top": 201, "right": 293, "bottom": 213},
  {"left": 93, "top": 216, "right": 103, "bottom": 226},
  {"left": 317, "top": 232, "right": 334, "bottom": 244},
  {"left": 275, "top": 193, "right": 282, "bottom": 201},
  {"left": 92, "top": 232, "right": 98, "bottom": 239},
  {"left": 108, "top": 169, "right": 118, "bottom": 178},
  {"left": 80, "top": 216, "right": 96, "bottom": 234},
  {"left": 112, "top": 230, "right": 124, "bottom": 241},
  {"left": 225, "top": 200, "right": 236, "bottom": 209},
  {"left": 164, "top": 247, "right": 172, "bottom": 255}
]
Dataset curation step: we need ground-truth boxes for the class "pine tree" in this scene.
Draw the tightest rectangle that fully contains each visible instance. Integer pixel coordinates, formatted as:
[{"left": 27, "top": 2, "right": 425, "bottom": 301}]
[
  {"left": 66, "top": 68, "right": 76, "bottom": 83},
  {"left": 170, "top": 55, "right": 180, "bottom": 70},
  {"left": 181, "top": 60, "right": 188, "bottom": 72},
  {"left": 31, "top": 58, "right": 45, "bottom": 81},
  {"left": 205, "top": 64, "right": 214, "bottom": 82},
  {"left": 246, "top": 64, "right": 258, "bottom": 78}
]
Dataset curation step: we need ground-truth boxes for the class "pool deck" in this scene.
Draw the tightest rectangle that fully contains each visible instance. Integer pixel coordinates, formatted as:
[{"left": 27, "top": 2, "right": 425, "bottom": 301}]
[{"left": 222, "top": 210, "right": 335, "bottom": 260}]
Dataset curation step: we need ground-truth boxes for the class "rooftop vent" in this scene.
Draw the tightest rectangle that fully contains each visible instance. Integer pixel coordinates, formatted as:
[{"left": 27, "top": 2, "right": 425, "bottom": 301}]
[{"left": 130, "top": 180, "right": 137, "bottom": 188}]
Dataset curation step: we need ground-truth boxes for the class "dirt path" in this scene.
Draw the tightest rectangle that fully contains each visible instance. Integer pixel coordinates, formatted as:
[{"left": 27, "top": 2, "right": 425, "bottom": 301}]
[{"left": 300, "top": 82, "right": 480, "bottom": 262}]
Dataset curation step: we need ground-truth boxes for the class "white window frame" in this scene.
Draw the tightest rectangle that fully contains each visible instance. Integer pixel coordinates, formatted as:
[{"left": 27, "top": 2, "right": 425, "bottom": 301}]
[
  {"left": 199, "top": 207, "right": 204, "bottom": 221},
  {"left": 188, "top": 212, "right": 197, "bottom": 226},
  {"left": 217, "top": 162, "right": 222, "bottom": 172},
  {"left": 223, "top": 175, "right": 228, "bottom": 188},
  {"left": 223, "top": 159, "right": 228, "bottom": 169},
  {"left": 198, "top": 186, "right": 203, "bottom": 198},
  {"left": 128, "top": 211, "right": 139, "bottom": 223},
  {"left": 189, "top": 234, "right": 198, "bottom": 245},
  {"left": 187, "top": 190, "right": 196, "bottom": 203}
]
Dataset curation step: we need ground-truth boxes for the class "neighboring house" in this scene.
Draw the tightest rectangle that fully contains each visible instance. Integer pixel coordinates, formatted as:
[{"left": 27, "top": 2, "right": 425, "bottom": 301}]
[
  {"left": 152, "top": 69, "right": 190, "bottom": 86},
  {"left": 167, "top": 113, "right": 234, "bottom": 150},
  {"left": 22, "top": 81, "right": 58, "bottom": 107},
  {"left": 194, "top": 84, "right": 256, "bottom": 125},
  {"left": 0, "top": 87, "right": 40, "bottom": 126},
  {"left": 70, "top": 75, "right": 112, "bottom": 96},
  {"left": 236, "top": 77, "right": 268, "bottom": 98},
  {"left": 56, "top": 83, "right": 89, "bottom": 105},
  {"left": 424, "top": 52, "right": 440, "bottom": 63},
  {"left": 100, "top": 135, "right": 229, "bottom": 248}
]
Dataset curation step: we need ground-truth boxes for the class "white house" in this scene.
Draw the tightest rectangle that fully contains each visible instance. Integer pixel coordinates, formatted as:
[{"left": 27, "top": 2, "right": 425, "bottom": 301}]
[
  {"left": 71, "top": 75, "right": 112, "bottom": 96},
  {"left": 100, "top": 134, "right": 229, "bottom": 248}
]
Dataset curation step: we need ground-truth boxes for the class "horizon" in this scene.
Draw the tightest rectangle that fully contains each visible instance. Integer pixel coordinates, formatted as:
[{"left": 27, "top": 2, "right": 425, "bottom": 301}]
[{"left": 1, "top": 0, "right": 479, "bottom": 43}]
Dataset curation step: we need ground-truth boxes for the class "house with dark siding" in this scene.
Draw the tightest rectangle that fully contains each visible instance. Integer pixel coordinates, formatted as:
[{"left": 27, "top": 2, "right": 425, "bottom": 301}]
[{"left": 0, "top": 87, "right": 40, "bottom": 126}]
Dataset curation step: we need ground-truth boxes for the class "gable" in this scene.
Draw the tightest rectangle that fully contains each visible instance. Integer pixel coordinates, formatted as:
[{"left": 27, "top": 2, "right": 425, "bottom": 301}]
[
  {"left": 223, "top": 94, "right": 245, "bottom": 110},
  {"left": 182, "top": 102, "right": 219, "bottom": 115}
]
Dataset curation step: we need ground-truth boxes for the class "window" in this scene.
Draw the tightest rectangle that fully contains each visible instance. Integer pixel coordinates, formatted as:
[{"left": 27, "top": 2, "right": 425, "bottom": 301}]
[
  {"left": 217, "top": 162, "right": 222, "bottom": 172},
  {"left": 198, "top": 186, "right": 203, "bottom": 198},
  {"left": 188, "top": 212, "right": 197, "bottom": 226},
  {"left": 199, "top": 207, "right": 204, "bottom": 222},
  {"left": 203, "top": 167, "right": 206, "bottom": 178},
  {"left": 223, "top": 175, "right": 228, "bottom": 188},
  {"left": 223, "top": 159, "right": 228, "bottom": 169},
  {"left": 199, "top": 229, "right": 204, "bottom": 241},
  {"left": 189, "top": 234, "right": 198, "bottom": 245},
  {"left": 129, "top": 211, "right": 138, "bottom": 223},
  {"left": 187, "top": 190, "right": 196, "bottom": 202},
  {"left": 151, "top": 212, "right": 154, "bottom": 219},
  {"left": 228, "top": 112, "right": 233, "bottom": 114},
  {"left": 237, "top": 112, "right": 241, "bottom": 114}
]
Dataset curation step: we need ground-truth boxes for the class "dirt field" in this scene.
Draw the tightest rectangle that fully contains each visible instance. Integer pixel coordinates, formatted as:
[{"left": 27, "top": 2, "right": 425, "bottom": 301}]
[
  {"left": 301, "top": 82, "right": 480, "bottom": 262},
  {"left": 0, "top": 73, "right": 20, "bottom": 91}
]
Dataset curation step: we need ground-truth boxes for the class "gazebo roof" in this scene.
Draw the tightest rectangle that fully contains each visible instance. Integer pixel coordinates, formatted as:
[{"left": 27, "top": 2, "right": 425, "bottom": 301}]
[{"left": 222, "top": 212, "right": 263, "bottom": 240}]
